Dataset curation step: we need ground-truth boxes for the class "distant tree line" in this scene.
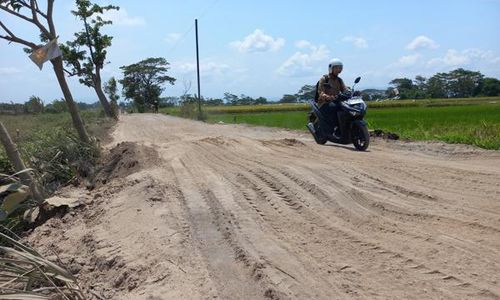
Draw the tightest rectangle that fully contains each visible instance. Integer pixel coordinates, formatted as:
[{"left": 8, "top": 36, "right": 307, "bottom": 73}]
[
  {"left": 0, "top": 96, "right": 104, "bottom": 115},
  {"left": 386, "top": 68, "right": 500, "bottom": 100},
  {"left": 205, "top": 85, "right": 315, "bottom": 106},
  {"left": 5, "top": 64, "right": 500, "bottom": 116},
  {"left": 157, "top": 85, "right": 314, "bottom": 107},
  {"left": 155, "top": 93, "right": 270, "bottom": 108}
]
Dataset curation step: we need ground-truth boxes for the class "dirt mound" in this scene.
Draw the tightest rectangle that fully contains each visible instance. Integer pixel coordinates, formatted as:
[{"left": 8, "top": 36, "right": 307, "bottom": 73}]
[
  {"left": 26, "top": 201, "right": 146, "bottom": 299},
  {"left": 25, "top": 154, "right": 169, "bottom": 299},
  {"left": 262, "top": 138, "right": 306, "bottom": 147},
  {"left": 89, "top": 142, "right": 158, "bottom": 188},
  {"left": 371, "top": 129, "right": 400, "bottom": 140},
  {"left": 383, "top": 139, "right": 494, "bottom": 158},
  {"left": 199, "top": 136, "right": 239, "bottom": 146}
]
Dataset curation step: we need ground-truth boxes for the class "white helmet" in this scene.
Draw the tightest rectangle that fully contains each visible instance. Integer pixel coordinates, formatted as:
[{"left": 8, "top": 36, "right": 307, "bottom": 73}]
[{"left": 328, "top": 58, "right": 343, "bottom": 73}]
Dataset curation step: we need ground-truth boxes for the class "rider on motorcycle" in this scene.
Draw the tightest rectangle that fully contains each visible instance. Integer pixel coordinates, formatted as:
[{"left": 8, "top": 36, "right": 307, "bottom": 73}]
[{"left": 317, "top": 58, "right": 347, "bottom": 137}]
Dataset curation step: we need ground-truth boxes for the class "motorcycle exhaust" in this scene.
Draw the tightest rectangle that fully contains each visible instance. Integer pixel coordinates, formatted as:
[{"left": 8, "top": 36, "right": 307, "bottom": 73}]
[{"left": 307, "top": 122, "right": 316, "bottom": 135}]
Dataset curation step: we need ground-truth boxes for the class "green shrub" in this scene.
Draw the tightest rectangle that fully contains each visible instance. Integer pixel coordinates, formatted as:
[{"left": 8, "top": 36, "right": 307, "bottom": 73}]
[
  {"left": 21, "top": 128, "right": 99, "bottom": 192},
  {"left": 0, "top": 152, "right": 12, "bottom": 174},
  {"left": 179, "top": 100, "right": 206, "bottom": 120}
]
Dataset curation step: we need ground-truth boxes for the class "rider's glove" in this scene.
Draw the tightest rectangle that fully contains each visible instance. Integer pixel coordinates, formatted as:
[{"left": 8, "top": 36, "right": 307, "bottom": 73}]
[{"left": 333, "top": 94, "right": 344, "bottom": 102}]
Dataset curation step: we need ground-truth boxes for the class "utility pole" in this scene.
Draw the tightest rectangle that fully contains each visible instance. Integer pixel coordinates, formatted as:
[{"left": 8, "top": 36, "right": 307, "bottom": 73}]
[{"left": 195, "top": 19, "right": 202, "bottom": 120}]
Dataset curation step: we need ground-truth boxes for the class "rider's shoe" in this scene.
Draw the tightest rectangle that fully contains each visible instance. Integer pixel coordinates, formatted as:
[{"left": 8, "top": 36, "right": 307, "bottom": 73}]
[{"left": 331, "top": 126, "right": 341, "bottom": 139}]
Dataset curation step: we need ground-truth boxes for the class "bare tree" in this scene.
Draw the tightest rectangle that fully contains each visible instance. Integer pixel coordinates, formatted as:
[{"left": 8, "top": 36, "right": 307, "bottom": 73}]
[
  {"left": 0, "top": 0, "right": 90, "bottom": 144},
  {"left": 182, "top": 78, "right": 192, "bottom": 100}
]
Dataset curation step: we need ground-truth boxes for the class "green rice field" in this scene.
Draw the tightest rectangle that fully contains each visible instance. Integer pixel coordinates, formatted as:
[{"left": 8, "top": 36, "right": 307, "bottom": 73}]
[{"left": 202, "top": 102, "right": 500, "bottom": 150}]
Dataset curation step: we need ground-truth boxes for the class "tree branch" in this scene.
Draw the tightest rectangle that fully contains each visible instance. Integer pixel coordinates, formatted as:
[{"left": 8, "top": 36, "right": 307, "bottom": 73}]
[
  {"left": 0, "top": 2, "right": 51, "bottom": 39},
  {"left": 29, "top": 0, "right": 52, "bottom": 39},
  {"left": 0, "top": 20, "right": 38, "bottom": 49},
  {"left": 30, "top": 0, "right": 40, "bottom": 22},
  {"left": 32, "top": 0, "right": 47, "bottom": 19},
  {"left": 82, "top": 17, "right": 97, "bottom": 66},
  {"left": 47, "top": 0, "right": 55, "bottom": 35},
  {"left": 0, "top": 19, "right": 15, "bottom": 37},
  {"left": 63, "top": 67, "right": 79, "bottom": 77},
  {"left": 0, "top": 34, "right": 37, "bottom": 49},
  {"left": 13, "top": 0, "right": 47, "bottom": 18},
  {"left": 0, "top": 4, "right": 35, "bottom": 24}
]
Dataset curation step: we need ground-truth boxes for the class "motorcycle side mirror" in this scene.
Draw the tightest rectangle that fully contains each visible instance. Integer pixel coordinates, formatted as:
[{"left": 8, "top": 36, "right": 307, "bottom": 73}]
[{"left": 354, "top": 77, "right": 361, "bottom": 84}]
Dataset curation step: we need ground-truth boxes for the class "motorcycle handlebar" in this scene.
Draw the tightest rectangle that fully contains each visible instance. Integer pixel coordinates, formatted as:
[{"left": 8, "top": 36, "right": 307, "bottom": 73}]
[{"left": 335, "top": 91, "right": 352, "bottom": 102}]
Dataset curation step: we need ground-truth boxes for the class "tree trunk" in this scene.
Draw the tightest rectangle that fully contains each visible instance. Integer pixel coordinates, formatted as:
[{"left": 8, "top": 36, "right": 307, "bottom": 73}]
[
  {"left": 94, "top": 69, "right": 117, "bottom": 119},
  {"left": 51, "top": 56, "right": 91, "bottom": 144},
  {"left": 0, "top": 122, "right": 44, "bottom": 203}
]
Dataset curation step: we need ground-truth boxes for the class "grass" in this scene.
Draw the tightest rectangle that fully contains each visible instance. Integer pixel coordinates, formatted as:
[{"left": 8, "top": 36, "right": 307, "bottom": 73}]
[
  {"left": 366, "top": 105, "right": 500, "bottom": 149},
  {"left": 205, "top": 103, "right": 500, "bottom": 150},
  {"left": 160, "top": 103, "right": 310, "bottom": 115},
  {"left": 1, "top": 110, "right": 114, "bottom": 176},
  {"left": 161, "top": 96, "right": 500, "bottom": 116},
  {"left": 1, "top": 110, "right": 114, "bottom": 231},
  {"left": 1, "top": 110, "right": 112, "bottom": 145},
  {"left": 207, "top": 112, "right": 307, "bottom": 130}
]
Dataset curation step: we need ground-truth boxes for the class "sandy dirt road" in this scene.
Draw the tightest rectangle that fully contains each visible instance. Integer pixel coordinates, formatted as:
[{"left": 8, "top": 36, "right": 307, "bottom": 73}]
[{"left": 28, "top": 114, "right": 500, "bottom": 299}]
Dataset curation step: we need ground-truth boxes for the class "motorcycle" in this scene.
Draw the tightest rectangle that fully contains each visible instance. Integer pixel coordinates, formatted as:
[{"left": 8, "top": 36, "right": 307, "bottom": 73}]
[{"left": 306, "top": 77, "right": 370, "bottom": 151}]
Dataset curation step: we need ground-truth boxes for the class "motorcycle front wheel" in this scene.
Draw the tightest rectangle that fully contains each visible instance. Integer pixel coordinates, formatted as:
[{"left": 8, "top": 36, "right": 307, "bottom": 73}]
[{"left": 351, "top": 122, "right": 370, "bottom": 151}]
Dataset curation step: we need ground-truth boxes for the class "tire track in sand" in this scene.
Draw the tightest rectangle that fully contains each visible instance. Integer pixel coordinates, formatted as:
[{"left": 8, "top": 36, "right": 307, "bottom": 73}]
[{"left": 191, "top": 139, "right": 499, "bottom": 299}]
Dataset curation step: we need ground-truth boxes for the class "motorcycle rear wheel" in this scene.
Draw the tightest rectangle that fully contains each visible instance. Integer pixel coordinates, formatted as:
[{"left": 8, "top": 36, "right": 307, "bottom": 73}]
[{"left": 351, "top": 123, "right": 370, "bottom": 151}]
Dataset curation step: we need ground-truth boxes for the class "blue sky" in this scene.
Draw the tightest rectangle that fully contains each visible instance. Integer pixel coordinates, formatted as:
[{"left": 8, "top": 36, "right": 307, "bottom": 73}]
[{"left": 1, "top": 0, "right": 500, "bottom": 103}]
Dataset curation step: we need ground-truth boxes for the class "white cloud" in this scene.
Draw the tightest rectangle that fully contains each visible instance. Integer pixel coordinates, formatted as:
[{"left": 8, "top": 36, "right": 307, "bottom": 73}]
[
  {"left": 463, "top": 48, "right": 497, "bottom": 61},
  {"left": 165, "top": 33, "right": 182, "bottom": 44},
  {"left": 406, "top": 35, "right": 439, "bottom": 50},
  {"left": 295, "top": 40, "right": 312, "bottom": 49},
  {"left": 342, "top": 36, "right": 368, "bottom": 48},
  {"left": 427, "top": 49, "right": 470, "bottom": 67},
  {"left": 230, "top": 29, "right": 285, "bottom": 53},
  {"left": 101, "top": 8, "right": 146, "bottom": 26},
  {"left": 427, "top": 48, "right": 500, "bottom": 68},
  {"left": 176, "top": 61, "right": 230, "bottom": 77},
  {"left": 398, "top": 54, "right": 421, "bottom": 66},
  {"left": 0, "top": 67, "right": 22, "bottom": 75},
  {"left": 443, "top": 49, "right": 469, "bottom": 65},
  {"left": 277, "top": 41, "right": 330, "bottom": 77}
]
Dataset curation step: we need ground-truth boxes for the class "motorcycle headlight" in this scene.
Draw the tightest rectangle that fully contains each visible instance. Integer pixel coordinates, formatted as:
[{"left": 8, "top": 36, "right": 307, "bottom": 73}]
[
  {"left": 356, "top": 103, "right": 367, "bottom": 111},
  {"left": 352, "top": 103, "right": 366, "bottom": 113}
]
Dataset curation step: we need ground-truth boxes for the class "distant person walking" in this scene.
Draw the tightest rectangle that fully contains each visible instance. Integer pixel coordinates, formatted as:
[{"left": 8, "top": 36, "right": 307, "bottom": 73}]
[{"left": 153, "top": 100, "right": 159, "bottom": 113}]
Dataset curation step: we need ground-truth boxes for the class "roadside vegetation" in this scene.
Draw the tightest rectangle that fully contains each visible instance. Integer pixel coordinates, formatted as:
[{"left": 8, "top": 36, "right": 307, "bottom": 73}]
[
  {"left": 0, "top": 111, "right": 109, "bottom": 299},
  {"left": 366, "top": 104, "right": 500, "bottom": 149},
  {"left": 1, "top": 111, "right": 112, "bottom": 223},
  {"left": 162, "top": 96, "right": 500, "bottom": 115},
  {"left": 179, "top": 98, "right": 500, "bottom": 150}
]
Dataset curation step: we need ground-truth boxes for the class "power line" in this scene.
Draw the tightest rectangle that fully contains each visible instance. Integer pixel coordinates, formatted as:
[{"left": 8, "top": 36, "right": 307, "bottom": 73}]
[
  {"left": 166, "top": 0, "right": 219, "bottom": 55},
  {"left": 197, "top": 0, "right": 220, "bottom": 20},
  {"left": 166, "top": 24, "right": 195, "bottom": 55}
]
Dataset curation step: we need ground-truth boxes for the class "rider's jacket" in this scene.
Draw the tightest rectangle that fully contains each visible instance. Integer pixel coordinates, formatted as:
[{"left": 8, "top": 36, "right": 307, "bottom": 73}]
[{"left": 318, "top": 75, "right": 346, "bottom": 106}]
